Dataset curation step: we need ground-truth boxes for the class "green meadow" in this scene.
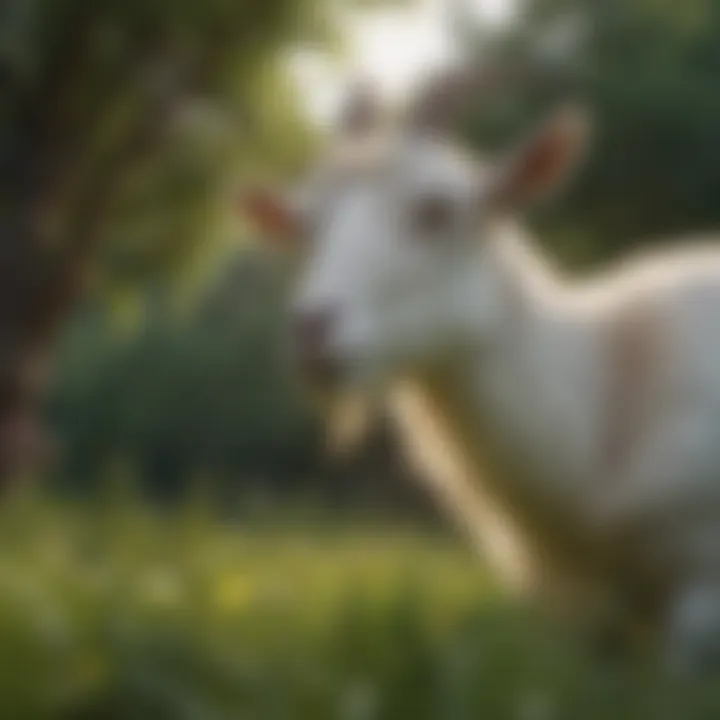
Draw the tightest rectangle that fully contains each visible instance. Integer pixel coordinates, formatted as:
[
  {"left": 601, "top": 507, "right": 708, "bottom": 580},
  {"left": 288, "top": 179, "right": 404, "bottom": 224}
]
[{"left": 0, "top": 494, "right": 718, "bottom": 720}]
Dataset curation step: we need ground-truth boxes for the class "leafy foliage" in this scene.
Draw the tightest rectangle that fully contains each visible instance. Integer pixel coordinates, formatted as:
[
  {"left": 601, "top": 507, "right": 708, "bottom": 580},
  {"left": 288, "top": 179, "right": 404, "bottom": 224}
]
[
  {"left": 49, "top": 248, "right": 322, "bottom": 496},
  {"left": 0, "top": 0, "right": 332, "bottom": 294},
  {"left": 464, "top": 0, "right": 720, "bottom": 267}
]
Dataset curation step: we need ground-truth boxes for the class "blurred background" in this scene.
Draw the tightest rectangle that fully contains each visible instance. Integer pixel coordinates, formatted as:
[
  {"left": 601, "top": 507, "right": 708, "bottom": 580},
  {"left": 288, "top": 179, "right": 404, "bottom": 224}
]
[{"left": 2, "top": 0, "right": 720, "bottom": 716}]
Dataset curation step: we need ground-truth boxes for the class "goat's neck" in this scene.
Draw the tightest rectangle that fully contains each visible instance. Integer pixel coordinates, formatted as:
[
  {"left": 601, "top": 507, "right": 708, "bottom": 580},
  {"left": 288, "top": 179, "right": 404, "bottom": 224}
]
[
  {"left": 442, "top": 221, "right": 564, "bottom": 399},
  {"left": 390, "top": 234, "right": 594, "bottom": 581},
  {"left": 395, "top": 224, "right": 579, "bottom": 513},
  {"left": 390, "top": 227, "right": 625, "bottom": 583}
]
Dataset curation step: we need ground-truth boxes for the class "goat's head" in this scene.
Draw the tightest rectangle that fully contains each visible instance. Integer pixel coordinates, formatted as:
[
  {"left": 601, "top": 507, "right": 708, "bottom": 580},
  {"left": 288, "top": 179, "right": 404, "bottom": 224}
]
[{"left": 242, "top": 70, "right": 590, "bottom": 398}]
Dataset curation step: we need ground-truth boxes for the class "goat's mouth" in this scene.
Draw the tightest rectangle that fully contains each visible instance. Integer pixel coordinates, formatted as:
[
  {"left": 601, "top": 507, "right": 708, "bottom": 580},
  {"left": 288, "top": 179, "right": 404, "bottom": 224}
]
[
  {"left": 290, "top": 349, "right": 352, "bottom": 402},
  {"left": 293, "top": 352, "right": 388, "bottom": 416},
  {"left": 299, "top": 354, "right": 346, "bottom": 389},
  {"left": 285, "top": 322, "right": 385, "bottom": 401},
  {"left": 289, "top": 346, "right": 388, "bottom": 455}
]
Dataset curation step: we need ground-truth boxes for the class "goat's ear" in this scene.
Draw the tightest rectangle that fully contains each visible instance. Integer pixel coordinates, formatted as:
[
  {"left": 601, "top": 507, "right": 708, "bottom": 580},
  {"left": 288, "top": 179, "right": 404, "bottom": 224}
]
[
  {"left": 239, "top": 188, "right": 303, "bottom": 243},
  {"left": 487, "top": 105, "right": 590, "bottom": 212}
]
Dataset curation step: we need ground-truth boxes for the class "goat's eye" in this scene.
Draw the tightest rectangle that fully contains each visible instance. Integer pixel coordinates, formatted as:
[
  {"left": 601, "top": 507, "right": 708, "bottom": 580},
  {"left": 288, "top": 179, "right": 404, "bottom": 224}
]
[{"left": 410, "top": 194, "right": 456, "bottom": 237}]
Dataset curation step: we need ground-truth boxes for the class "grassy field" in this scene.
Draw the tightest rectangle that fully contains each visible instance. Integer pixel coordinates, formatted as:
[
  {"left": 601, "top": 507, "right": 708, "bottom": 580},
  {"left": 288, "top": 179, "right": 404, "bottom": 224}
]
[{"left": 0, "top": 493, "right": 719, "bottom": 719}]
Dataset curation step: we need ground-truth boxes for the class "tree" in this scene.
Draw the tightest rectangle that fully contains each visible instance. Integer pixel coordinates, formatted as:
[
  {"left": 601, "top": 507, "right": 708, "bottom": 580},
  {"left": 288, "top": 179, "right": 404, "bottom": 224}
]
[{"left": 0, "top": 0, "right": 375, "bottom": 480}]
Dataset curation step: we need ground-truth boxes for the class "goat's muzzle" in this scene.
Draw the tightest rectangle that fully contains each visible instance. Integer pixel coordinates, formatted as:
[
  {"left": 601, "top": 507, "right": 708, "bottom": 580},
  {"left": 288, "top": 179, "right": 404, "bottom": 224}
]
[{"left": 289, "top": 307, "right": 345, "bottom": 391}]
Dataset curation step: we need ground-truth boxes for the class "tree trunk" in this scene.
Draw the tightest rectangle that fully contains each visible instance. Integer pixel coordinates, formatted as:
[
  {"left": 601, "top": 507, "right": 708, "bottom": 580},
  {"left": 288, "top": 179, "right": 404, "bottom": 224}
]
[{"left": 0, "top": 31, "right": 191, "bottom": 484}]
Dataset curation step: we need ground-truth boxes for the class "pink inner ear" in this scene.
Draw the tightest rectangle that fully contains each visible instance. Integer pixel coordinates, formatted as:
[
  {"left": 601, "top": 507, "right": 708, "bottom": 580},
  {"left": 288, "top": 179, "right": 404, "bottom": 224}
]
[
  {"left": 517, "top": 130, "right": 568, "bottom": 192},
  {"left": 497, "top": 128, "right": 572, "bottom": 208},
  {"left": 240, "top": 189, "right": 300, "bottom": 241},
  {"left": 492, "top": 108, "right": 588, "bottom": 209}
]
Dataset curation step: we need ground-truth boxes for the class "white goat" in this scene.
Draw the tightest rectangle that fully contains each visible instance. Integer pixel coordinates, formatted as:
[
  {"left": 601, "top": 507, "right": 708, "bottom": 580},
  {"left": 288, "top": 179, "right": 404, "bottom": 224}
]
[{"left": 243, "top": 74, "right": 720, "bottom": 671}]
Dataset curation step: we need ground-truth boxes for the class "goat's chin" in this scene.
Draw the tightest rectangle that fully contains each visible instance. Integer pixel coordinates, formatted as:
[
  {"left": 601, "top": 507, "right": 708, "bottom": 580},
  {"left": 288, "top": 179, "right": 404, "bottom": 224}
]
[
  {"left": 302, "top": 372, "right": 388, "bottom": 456},
  {"left": 292, "top": 356, "right": 391, "bottom": 454},
  {"left": 323, "top": 391, "right": 378, "bottom": 456}
]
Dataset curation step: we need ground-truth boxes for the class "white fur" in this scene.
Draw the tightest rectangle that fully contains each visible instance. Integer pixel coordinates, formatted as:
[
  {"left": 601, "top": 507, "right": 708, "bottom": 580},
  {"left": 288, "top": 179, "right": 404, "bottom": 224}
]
[{"left": 285, "top": 126, "right": 720, "bottom": 668}]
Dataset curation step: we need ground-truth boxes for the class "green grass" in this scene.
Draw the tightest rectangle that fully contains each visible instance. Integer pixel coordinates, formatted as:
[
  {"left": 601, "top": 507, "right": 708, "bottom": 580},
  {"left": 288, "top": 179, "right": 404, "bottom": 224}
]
[{"left": 0, "top": 494, "right": 718, "bottom": 719}]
